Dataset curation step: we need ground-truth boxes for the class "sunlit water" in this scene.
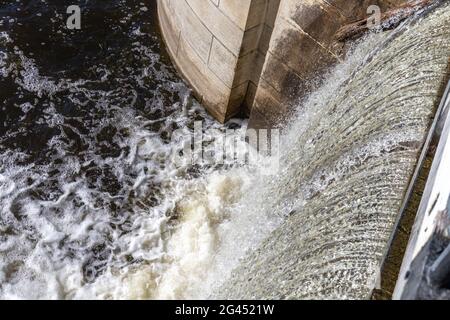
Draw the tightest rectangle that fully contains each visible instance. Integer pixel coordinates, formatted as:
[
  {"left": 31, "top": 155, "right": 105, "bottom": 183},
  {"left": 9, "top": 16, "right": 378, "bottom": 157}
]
[
  {"left": 1, "top": 1, "right": 449, "bottom": 300},
  {"left": 217, "top": 2, "right": 450, "bottom": 299}
]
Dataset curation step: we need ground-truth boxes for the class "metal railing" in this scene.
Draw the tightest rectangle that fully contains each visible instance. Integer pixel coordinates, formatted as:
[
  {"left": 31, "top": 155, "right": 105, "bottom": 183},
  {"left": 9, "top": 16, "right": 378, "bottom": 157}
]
[{"left": 394, "top": 79, "right": 450, "bottom": 299}]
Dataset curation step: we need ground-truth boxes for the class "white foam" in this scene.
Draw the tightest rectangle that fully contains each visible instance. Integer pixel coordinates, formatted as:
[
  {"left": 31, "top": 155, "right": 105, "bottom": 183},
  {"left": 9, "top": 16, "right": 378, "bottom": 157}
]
[{"left": 0, "top": 23, "right": 279, "bottom": 300}]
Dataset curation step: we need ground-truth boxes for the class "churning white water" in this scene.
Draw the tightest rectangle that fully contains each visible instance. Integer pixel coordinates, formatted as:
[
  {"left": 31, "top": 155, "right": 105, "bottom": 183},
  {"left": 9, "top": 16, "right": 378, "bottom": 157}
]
[
  {"left": 1, "top": 1, "right": 449, "bottom": 300},
  {"left": 0, "top": 1, "right": 280, "bottom": 298}
]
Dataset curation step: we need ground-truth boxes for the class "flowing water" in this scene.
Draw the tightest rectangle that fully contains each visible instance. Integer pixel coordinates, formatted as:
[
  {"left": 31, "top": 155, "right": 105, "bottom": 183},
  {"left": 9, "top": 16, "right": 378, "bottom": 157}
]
[
  {"left": 217, "top": 2, "right": 450, "bottom": 299},
  {"left": 0, "top": 0, "right": 275, "bottom": 299},
  {"left": 0, "top": 1, "right": 449, "bottom": 300}
]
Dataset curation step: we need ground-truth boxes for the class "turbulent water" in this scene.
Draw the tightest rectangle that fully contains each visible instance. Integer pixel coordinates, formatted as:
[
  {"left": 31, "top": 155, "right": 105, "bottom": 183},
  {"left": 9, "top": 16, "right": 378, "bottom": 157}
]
[
  {"left": 0, "top": 1, "right": 279, "bottom": 299},
  {"left": 1, "top": 1, "right": 449, "bottom": 300}
]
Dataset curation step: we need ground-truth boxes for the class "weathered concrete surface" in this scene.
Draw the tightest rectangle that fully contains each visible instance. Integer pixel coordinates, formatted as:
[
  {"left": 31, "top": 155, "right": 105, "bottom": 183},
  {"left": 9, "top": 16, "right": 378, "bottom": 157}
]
[
  {"left": 158, "top": 0, "right": 407, "bottom": 125},
  {"left": 157, "top": 0, "right": 280, "bottom": 122},
  {"left": 249, "top": 0, "right": 408, "bottom": 129}
]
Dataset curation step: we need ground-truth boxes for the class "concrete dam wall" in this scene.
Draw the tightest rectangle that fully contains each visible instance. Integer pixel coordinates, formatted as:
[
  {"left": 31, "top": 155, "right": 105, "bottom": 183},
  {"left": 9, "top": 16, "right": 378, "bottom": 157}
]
[{"left": 158, "top": 0, "right": 406, "bottom": 125}]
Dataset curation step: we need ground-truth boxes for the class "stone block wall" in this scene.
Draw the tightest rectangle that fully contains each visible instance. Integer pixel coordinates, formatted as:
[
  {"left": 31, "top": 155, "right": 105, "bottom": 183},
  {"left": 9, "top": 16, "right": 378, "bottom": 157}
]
[
  {"left": 158, "top": 0, "right": 281, "bottom": 122},
  {"left": 249, "top": 0, "right": 408, "bottom": 129}
]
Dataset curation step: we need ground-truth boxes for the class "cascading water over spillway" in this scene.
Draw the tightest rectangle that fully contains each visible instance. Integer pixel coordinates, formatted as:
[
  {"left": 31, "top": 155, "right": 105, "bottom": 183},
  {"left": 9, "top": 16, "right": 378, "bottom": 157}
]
[
  {"left": 0, "top": 1, "right": 449, "bottom": 300},
  {"left": 216, "top": 2, "right": 450, "bottom": 300}
]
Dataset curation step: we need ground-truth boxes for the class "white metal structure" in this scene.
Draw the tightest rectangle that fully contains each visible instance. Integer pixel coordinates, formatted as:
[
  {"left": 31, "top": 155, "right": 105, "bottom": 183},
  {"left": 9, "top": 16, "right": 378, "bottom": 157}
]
[{"left": 394, "top": 80, "right": 450, "bottom": 299}]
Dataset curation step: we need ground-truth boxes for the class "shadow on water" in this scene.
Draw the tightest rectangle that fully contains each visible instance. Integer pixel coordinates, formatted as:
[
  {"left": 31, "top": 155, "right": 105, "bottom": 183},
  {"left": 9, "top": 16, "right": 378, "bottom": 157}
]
[{"left": 0, "top": 0, "right": 232, "bottom": 296}]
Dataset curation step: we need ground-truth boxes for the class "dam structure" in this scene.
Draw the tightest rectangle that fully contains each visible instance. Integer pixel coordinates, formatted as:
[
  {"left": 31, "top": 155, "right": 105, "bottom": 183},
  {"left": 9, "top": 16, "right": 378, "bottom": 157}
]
[
  {"left": 158, "top": 1, "right": 450, "bottom": 299},
  {"left": 0, "top": 0, "right": 449, "bottom": 301}
]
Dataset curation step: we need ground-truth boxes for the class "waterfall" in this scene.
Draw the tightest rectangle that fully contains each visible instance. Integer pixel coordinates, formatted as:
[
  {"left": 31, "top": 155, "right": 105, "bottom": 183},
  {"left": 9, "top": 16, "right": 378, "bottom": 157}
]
[{"left": 214, "top": 2, "right": 450, "bottom": 300}]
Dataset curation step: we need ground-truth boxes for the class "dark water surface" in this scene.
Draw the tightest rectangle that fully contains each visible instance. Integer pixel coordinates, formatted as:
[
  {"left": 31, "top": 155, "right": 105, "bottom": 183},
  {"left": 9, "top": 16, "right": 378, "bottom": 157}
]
[
  {"left": 0, "top": 0, "right": 244, "bottom": 299},
  {"left": 1, "top": 0, "right": 185, "bottom": 163}
]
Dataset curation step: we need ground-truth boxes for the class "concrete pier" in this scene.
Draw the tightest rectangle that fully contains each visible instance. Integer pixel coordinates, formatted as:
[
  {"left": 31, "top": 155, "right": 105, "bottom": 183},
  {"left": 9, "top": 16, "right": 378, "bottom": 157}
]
[
  {"left": 157, "top": 0, "right": 280, "bottom": 122},
  {"left": 158, "top": 0, "right": 406, "bottom": 125}
]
